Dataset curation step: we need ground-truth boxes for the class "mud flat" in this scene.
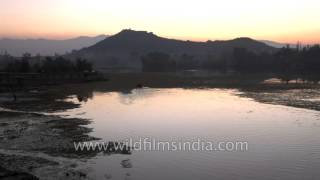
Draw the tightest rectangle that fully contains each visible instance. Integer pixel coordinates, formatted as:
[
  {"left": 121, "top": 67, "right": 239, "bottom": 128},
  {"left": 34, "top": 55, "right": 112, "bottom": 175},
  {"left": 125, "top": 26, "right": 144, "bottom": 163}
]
[
  {"left": 0, "top": 87, "right": 131, "bottom": 179},
  {"left": 240, "top": 87, "right": 320, "bottom": 111},
  {"left": 0, "top": 88, "right": 109, "bottom": 179},
  {"left": 0, "top": 166, "right": 39, "bottom": 180},
  {"left": 0, "top": 110, "right": 100, "bottom": 179}
]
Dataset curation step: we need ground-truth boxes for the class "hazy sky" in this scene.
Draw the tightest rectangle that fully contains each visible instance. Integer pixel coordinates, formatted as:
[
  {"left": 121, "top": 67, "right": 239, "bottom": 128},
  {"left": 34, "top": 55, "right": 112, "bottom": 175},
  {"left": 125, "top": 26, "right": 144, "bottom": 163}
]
[{"left": 1, "top": 0, "right": 320, "bottom": 43}]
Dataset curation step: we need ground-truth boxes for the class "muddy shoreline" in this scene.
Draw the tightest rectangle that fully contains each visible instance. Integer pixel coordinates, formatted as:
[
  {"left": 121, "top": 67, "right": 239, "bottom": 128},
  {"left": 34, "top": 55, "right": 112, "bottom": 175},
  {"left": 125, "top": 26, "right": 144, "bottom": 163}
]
[
  {"left": 0, "top": 110, "right": 99, "bottom": 179},
  {"left": 1, "top": 73, "right": 320, "bottom": 179},
  {"left": 239, "top": 87, "right": 320, "bottom": 111}
]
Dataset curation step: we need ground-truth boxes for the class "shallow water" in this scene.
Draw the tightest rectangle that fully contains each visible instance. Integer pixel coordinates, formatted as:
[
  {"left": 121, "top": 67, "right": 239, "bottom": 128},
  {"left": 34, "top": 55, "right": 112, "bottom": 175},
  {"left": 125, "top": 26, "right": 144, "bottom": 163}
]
[{"left": 59, "top": 88, "right": 320, "bottom": 180}]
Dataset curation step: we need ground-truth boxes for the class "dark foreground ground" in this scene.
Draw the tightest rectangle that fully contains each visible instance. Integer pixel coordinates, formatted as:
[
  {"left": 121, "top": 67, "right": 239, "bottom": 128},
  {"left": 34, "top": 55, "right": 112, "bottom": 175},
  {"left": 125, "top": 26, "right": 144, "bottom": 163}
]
[{"left": 1, "top": 72, "right": 320, "bottom": 179}]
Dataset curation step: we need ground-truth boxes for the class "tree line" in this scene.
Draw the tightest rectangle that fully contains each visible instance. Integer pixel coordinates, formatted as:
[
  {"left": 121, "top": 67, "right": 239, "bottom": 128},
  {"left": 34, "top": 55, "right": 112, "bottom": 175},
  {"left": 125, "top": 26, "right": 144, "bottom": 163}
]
[
  {"left": 0, "top": 53, "right": 93, "bottom": 74},
  {"left": 141, "top": 45, "right": 320, "bottom": 83}
]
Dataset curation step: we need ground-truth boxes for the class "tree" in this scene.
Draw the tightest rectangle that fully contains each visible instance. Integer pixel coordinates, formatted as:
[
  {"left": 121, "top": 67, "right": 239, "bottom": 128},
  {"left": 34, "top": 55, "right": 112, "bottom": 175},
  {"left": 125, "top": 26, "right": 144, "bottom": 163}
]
[
  {"left": 177, "top": 54, "right": 199, "bottom": 70},
  {"left": 19, "top": 53, "right": 31, "bottom": 73},
  {"left": 76, "top": 58, "right": 93, "bottom": 72},
  {"left": 141, "top": 52, "right": 176, "bottom": 72}
]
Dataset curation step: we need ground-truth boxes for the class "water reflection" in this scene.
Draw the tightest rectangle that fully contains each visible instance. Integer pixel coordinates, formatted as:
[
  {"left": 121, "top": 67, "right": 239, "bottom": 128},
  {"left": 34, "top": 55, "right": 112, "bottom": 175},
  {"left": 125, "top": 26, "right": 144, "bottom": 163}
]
[
  {"left": 60, "top": 88, "right": 320, "bottom": 180},
  {"left": 117, "top": 88, "right": 167, "bottom": 105}
]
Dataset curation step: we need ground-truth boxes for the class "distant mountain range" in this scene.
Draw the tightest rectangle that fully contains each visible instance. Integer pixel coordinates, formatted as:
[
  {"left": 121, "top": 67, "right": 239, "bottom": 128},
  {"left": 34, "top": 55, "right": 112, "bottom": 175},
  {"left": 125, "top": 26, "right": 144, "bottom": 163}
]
[
  {"left": 0, "top": 35, "right": 108, "bottom": 56},
  {"left": 71, "top": 29, "right": 277, "bottom": 68}
]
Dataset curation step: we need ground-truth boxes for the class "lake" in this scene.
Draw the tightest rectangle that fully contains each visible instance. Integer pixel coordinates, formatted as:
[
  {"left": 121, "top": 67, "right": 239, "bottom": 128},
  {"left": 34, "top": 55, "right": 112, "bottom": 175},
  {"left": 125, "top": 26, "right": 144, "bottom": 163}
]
[{"left": 58, "top": 88, "right": 320, "bottom": 180}]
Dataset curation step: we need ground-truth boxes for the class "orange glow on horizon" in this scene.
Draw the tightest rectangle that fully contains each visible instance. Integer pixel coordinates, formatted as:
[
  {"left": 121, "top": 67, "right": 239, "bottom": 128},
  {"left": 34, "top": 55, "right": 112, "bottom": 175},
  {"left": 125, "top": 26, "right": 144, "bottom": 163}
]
[{"left": 0, "top": 0, "right": 320, "bottom": 44}]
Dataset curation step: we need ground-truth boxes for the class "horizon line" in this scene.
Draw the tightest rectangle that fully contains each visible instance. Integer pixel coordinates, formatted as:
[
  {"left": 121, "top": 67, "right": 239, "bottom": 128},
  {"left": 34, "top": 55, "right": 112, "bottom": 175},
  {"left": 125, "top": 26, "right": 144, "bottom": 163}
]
[{"left": 0, "top": 29, "right": 318, "bottom": 45}]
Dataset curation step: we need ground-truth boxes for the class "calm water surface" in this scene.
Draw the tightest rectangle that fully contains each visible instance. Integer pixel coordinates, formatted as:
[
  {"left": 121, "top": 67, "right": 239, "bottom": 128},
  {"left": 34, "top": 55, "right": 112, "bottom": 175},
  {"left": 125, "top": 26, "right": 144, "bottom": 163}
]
[{"left": 59, "top": 88, "right": 320, "bottom": 180}]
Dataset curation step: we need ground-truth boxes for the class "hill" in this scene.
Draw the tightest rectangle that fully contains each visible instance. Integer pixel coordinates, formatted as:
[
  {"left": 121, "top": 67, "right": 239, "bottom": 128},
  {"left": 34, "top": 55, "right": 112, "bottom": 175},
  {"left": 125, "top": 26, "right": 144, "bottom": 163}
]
[
  {"left": 0, "top": 35, "right": 108, "bottom": 57},
  {"left": 260, "top": 40, "right": 296, "bottom": 48},
  {"left": 71, "top": 29, "right": 276, "bottom": 69}
]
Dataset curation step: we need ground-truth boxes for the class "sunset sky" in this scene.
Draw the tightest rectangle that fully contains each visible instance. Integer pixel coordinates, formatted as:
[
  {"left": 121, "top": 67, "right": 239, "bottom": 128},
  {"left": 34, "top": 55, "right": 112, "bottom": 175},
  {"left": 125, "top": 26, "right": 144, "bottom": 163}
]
[{"left": 1, "top": 0, "right": 320, "bottom": 43}]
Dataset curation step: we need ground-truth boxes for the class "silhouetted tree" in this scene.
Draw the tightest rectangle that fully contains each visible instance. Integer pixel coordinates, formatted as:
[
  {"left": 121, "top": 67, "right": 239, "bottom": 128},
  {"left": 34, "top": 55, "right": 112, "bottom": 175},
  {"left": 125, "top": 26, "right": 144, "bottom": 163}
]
[
  {"left": 233, "top": 48, "right": 261, "bottom": 73},
  {"left": 76, "top": 58, "right": 93, "bottom": 72},
  {"left": 141, "top": 52, "right": 176, "bottom": 72},
  {"left": 201, "top": 54, "right": 227, "bottom": 72},
  {"left": 177, "top": 54, "right": 199, "bottom": 70},
  {"left": 19, "top": 53, "right": 31, "bottom": 73}
]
